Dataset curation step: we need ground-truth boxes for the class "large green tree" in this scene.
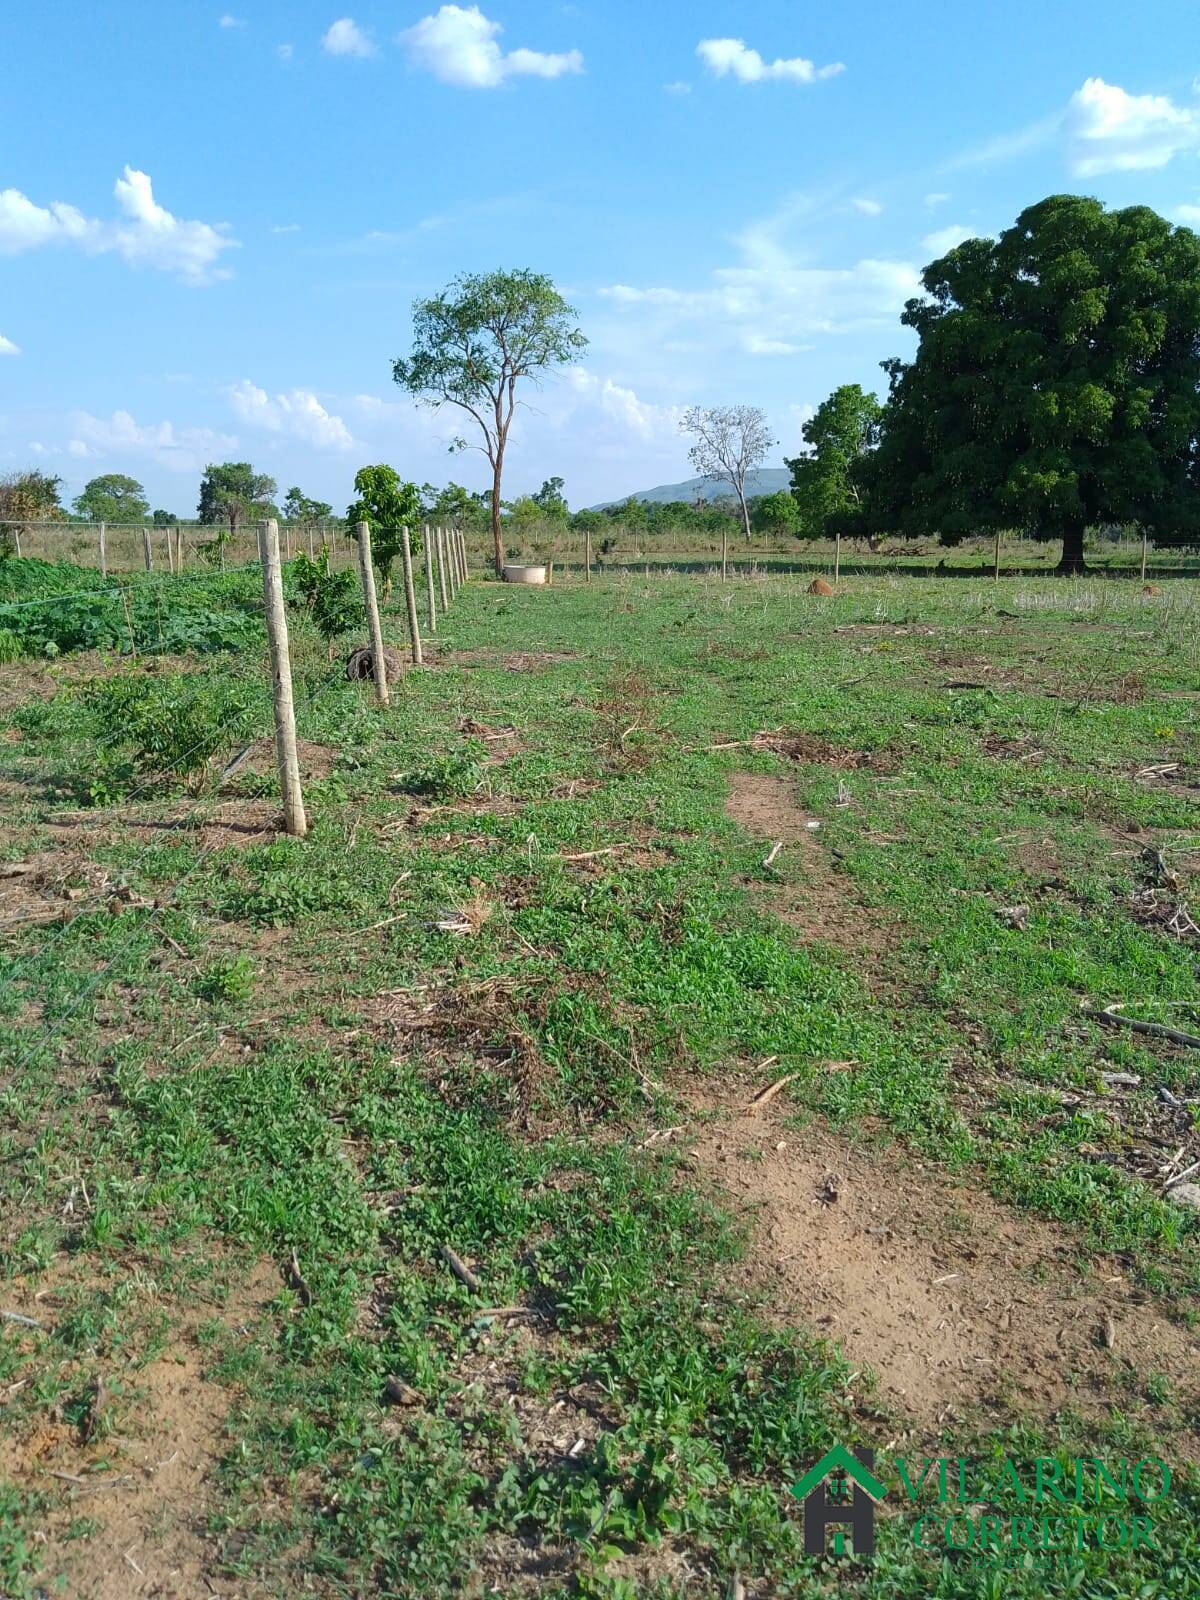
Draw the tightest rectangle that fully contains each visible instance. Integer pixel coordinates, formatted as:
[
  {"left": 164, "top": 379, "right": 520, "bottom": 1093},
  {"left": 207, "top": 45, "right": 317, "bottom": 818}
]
[
  {"left": 283, "top": 486, "right": 334, "bottom": 527},
  {"left": 74, "top": 473, "right": 149, "bottom": 523},
  {"left": 863, "top": 195, "right": 1200, "bottom": 573},
  {"left": 393, "top": 269, "right": 587, "bottom": 575},
  {"left": 786, "top": 385, "right": 882, "bottom": 540},
  {"left": 346, "top": 465, "right": 422, "bottom": 586},
  {"left": 198, "top": 462, "right": 278, "bottom": 563}
]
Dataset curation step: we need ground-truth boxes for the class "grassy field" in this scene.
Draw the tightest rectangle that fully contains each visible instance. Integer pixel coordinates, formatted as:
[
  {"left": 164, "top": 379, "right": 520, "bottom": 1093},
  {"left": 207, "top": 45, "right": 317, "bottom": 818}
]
[{"left": 2, "top": 561, "right": 1199, "bottom": 1597}]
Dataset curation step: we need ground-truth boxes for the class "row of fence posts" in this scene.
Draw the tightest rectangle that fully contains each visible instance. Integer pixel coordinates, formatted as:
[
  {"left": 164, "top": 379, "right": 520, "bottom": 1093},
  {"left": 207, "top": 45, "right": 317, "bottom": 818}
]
[{"left": 257, "top": 519, "right": 469, "bottom": 839}]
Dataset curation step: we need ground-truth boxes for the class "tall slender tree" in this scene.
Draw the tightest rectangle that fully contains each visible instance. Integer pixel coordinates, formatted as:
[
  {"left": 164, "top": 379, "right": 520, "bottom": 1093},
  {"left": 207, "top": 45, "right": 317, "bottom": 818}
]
[{"left": 393, "top": 270, "right": 587, "bottom": 575}]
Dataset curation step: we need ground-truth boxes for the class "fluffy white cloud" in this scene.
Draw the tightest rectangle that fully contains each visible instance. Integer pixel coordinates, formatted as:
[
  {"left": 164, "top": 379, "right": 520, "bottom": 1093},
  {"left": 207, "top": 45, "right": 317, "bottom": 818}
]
[
  {"left": 851, "top": 197, "right": 883, "bottom": 216},
  {"left": 277, "top": 42, "right": 294, "bottom": 61},
  {"left": 1177, "top": 200, "right": 1200, "bottom": 225},
  {"left": 921, "top": 222, "right": 974, "bottom": 255},
  {"left": 400, "top": 6, "right": 583, "bottom": 88},
  {"left": 696, "top": 37, "right": 843, "bottom": 85},
  {"left": 0, "top": 168, "right": 235, "bottom": 285},
  {"left": 598, "top": 194, "right": 918, "bottom": 357},
  {"left": 322, "top": 17, "right": 375, "bottom": 57},
  {"left": 0, "top": 334, "right": 20, "bottom": 356},
  {"left": 663, "top": 80, "right": 691, "bottom": 96},
  {"left": 68, "top": 410, "right": 238, "bottom": 472},
  {"left": 925, "top": 191, "right": 950, "bottom": 209},
  {"left": 1066, "top": 77, "right": 1200, "bottom": 175},
  {"left": 564, "top": 369, "right": 680, "bottom": 441},
  {"left": 218, "top": 13, "right": 245, "bottom": 28},
  {"left": 228, "top": 379, "right": 356, "bottom": 451}
]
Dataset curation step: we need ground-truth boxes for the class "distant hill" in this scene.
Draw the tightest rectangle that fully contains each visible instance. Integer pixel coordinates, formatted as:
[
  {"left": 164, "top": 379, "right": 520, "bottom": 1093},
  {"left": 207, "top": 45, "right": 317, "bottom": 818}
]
[{"left": 591, "top": 467, "right": 791, "bottom": 510}]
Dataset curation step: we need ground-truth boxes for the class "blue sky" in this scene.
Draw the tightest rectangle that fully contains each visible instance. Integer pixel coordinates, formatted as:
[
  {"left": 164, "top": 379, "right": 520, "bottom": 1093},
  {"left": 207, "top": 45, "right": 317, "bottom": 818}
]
[{"left": 3, "top": 0, "right": 1200, "bottom": 514}]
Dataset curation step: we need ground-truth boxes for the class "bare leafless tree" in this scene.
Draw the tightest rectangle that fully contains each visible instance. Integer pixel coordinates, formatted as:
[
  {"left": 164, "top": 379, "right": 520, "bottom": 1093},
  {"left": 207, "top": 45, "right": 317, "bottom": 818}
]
[{"left": 680, "top": 405, "right": 775, "bottom": 547}]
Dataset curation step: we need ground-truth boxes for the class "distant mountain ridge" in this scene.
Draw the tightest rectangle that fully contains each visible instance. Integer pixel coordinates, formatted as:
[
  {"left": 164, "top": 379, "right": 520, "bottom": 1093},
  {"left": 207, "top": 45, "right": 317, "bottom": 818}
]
[{"left": 590, "top": 467, "right": 791, "bottom": 510}]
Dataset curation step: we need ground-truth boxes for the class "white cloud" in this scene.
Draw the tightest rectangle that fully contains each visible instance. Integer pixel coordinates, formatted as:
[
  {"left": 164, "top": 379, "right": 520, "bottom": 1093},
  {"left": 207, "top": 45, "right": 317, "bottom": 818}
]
[
  {"left": 400, "top": 5, "right": 583, "bottom": 88},
  {"left": 663, "top": 80, "right": 691, "bottom": 96},
  {"left": 851, "top": 197, "right": 883, "bottom": 216},
  {"left": 218, "top": 13, "right": 245, "bottom": 27},
  {"left": 924, "top": 192, "right": 950, "bottom": 209},
  {"left": 564, "top": 369, "right": 680, "bottom": 441},
  {"left": 1177, "top": 201, "right": 1200, "bottom": 225},
  {"left": 277, "top": 42, "right": 294, "bottom": 61},
  {"left": 0, "top": 168, "right": 235, "bottom": 285},
  {"left": 921, "top": 222, "right": 974, "bottom": 255},
  {"left": 271, "top": 223, "right": 301, "bottom": 234},
  {"left": 744, "top": 334, "right": 808, "bottom": 356},
  {"left": 0, "top": 334, "right": 20, "bottom": 356},
  {"left": 696, "top": 37, "right": 843, "bottom": 85},
  {"left": 228, "top": 379, "right": 356, "bottom": 451},
  {"left": 68, "top": 409, "right": 238, "bottom": 472},
  {"left": 1066, "top": 77, "right": 1200, "bottom": 174},
  {"left": 598, "top": 192, "right": 917, "bottom": 357},
  {"left": 321, "top": 17, "right": 375, "bottom": 57}
]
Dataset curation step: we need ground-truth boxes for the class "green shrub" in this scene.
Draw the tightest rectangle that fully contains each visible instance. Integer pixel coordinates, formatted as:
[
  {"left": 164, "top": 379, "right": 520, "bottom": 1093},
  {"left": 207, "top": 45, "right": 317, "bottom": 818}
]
[
  {"left": 79, "top": 671, "right": 257, "bottom": 781},
  {"left": 395, "top": 744, "right": 486, "bottom": 800}
]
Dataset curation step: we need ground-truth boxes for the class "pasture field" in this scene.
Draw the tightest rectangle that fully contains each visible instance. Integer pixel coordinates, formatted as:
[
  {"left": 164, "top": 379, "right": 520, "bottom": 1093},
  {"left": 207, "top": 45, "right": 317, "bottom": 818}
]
[{"left": 2, "top": 560, "right": 1200, "bottom": 1597}]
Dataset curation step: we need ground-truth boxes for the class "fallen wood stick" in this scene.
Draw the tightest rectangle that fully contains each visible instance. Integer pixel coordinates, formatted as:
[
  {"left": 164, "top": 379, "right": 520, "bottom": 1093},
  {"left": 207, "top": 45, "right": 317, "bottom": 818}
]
[
  {"left": 441, "top": 1245, "right": 480, "bottom": 1292},
  {"left": 745, "top": 1073, "right": 799, "bottom": 1113},
  {"left": 1166, "top": 1159, "right": 1200, "bottom": 1191},
  {"left": 1082, "top": 1005, "right": 1200, "bottom": 1050},
  {"left": 558, "top": 844, "right": 631, "bottom": 861},
  {"left": 0, "top": 862, "right": 36, "bottom": 878},
  {"left": 762, "top": 841, "right": 783, "bottom": 869},
  {"left": 1, "top": 1308, "right": 42, "bottom": 1329}
]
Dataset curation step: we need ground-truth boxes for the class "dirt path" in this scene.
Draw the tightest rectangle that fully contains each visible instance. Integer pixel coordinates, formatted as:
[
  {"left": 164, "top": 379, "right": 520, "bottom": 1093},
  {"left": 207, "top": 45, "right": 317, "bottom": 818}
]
[
  {"left": 687, "top": 1095, "right": 1199, "bottom": 1441},
  {"left": 715, "top": 761, "right": 1200, "bottom": 1445}
]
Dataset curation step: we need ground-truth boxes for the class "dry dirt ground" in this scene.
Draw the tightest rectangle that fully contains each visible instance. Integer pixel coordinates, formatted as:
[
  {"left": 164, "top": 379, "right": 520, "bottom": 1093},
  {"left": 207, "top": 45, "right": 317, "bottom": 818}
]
[
  {"left": 705, "top": 761, "right": 1200, "bottom": 1448},
  {"left": 3, "top": 1262, "right": 279, "bottom": 1600}
]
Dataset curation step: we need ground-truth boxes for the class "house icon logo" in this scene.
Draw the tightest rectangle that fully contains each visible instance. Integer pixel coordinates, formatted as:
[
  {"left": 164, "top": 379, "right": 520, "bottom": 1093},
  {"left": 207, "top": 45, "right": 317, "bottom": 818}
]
[{"left": 791, "top": 1445, "right": 887, "bottom": 1557}]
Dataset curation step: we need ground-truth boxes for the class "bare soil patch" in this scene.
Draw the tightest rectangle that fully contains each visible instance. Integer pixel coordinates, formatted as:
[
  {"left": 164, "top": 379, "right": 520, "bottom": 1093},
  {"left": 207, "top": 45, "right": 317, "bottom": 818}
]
[
  {"left": 751, "top": 728, "right": 892, "bottom": 771},
  {"left": 6, "top": 1260, "right": 278, "bottom": 1599},
  {"left": 686, "top": 1094, "right": 1200, "bottom": 1442},
  {"left": 726, "top": 771, "right": 900, "bottom": 962}
]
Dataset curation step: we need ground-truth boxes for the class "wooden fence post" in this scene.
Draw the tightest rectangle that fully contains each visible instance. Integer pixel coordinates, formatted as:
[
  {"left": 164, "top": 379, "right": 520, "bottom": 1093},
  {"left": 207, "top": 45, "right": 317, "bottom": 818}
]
[
  {"left": 257, "top": 518, "right": 307, "bottom": 838},
  {"left": 444, "top": 527, "right": 458, "bottom": 600},
  {"left": 308, "top": 526, "right": 315, "bottom": 560},
  {"left": 585, "top": 525, "right": 592, "bottom": 583},
  {"left": 176, "top": 526, "right": 185, "bottom": 569},
  {"left": 400, "top": 524, "right": 423, "bottom": 666},
  {"left": 12, "top": 526, "right": 21, "bottom": 559},
  {"left": 721, "top": 523, "right": 728, "bottom": 583},
  {"left": 423, "top": 523, "right": 438, "bottom": 632},
  {"left": 436, "top": 526, "right": 450, "bottom": 611},
  {"left": 143, "top": 528, "right": 154, "bottom": 572},
  {"left": 993, "top": 527, "right": 1000, "bottom": 582},
  {"left": 835, "top": 528, "right": 843, "bottom": 588},
  {"left": 458, "top": 529, "right": 468, "bottom": 582},
  {"left": 1140, "top": 529, "right": 1149, "bottom": 583},
  {"left": 166, "top": 525, "right": 176, "bottom": 574},
  {"left": 98, "top": 521, "right": 107, "bottom": 578},
  {"left": 355, "top": 520, "right": 390, "bottom": 707}
]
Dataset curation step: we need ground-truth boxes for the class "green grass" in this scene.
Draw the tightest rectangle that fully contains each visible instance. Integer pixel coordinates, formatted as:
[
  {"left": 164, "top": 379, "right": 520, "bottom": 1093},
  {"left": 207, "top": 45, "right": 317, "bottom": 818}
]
[{"left": 1, "top": 562, "right": 1199, "bottom": 1595}]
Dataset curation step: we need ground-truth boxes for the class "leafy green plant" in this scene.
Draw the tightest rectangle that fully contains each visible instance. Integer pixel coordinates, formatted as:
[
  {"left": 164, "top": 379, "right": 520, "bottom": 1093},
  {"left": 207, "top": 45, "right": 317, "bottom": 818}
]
[
  {"left": 395, "top": 744, "right": 485, "bottom": 800},
  {"left": 79, "top": 671, "right": 256, "bottom": 782},
  {"left": 193, "top": 954, "right": 257, "bottom": 1003},
  {"left": 291, "top": 546, "right": 364, "bottom": 653}
]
